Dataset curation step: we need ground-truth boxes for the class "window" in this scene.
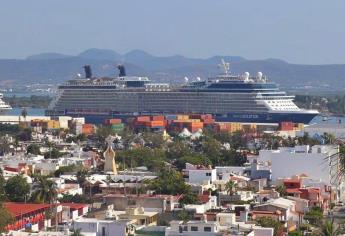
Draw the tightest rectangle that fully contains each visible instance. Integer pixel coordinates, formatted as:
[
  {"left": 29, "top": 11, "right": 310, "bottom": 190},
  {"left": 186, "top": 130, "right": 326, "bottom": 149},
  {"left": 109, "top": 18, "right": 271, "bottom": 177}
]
[
  {"left": 204, "top": 227, "right": 212, "bottom": 232},
  {"left": 206, "top": 173, "right": 211, "bottom": 176},
  {"left": 191, "top": 226, "right": 198, "bottom": 231}
]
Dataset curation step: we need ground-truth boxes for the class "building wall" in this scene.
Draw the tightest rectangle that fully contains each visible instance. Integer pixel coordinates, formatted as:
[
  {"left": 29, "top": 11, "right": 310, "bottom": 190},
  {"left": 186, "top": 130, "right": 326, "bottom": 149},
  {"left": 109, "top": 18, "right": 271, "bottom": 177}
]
[
  {"left": 271, "top": 153, "right": 330, "bottom": 182},
  {"left": 73, "top": 220, "right": 128, "bottom": 236},
  {"left": 188, "top": 169, "right": 217, "bottom": 184},
  {"left": 260, "top": 146, "right": 339, "bottom": 184}
]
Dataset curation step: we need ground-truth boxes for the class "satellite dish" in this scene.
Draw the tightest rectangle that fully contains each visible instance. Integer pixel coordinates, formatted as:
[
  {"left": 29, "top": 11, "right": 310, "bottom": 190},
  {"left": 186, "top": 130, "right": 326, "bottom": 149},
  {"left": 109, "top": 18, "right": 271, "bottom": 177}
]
[
  {"left": 184, "top": 77, "right": 189, "bottom": 83},
  {"left": 196, "top": 77, "right": 201, "bottom": 81},
  {"left": 77, "top": 73, "right": 82, "bottom": 78}
]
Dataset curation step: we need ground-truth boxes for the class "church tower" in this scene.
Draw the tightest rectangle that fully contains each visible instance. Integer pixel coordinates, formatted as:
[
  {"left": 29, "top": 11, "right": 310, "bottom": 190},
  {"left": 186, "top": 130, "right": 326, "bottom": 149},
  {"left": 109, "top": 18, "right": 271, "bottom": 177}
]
[{"left": 103, "top": 135, "right": 117, "bottom": 174}]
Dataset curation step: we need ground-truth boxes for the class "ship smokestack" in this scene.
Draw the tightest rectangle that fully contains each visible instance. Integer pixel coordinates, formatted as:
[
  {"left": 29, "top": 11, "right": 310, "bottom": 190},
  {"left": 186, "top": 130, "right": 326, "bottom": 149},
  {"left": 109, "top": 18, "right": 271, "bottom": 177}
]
[
  {"left": 117, "top": 64, "right": 126, "bottom": 77},
  {"left": 83, "top": 65, "right": 92, "bottom": 79}
]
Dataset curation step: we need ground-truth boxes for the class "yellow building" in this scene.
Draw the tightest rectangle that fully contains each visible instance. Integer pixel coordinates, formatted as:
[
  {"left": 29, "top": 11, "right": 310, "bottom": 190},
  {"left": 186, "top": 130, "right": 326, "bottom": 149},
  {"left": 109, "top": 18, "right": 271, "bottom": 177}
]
[{"left": 116, "top": 207, "right": 158, "bottom": 226}]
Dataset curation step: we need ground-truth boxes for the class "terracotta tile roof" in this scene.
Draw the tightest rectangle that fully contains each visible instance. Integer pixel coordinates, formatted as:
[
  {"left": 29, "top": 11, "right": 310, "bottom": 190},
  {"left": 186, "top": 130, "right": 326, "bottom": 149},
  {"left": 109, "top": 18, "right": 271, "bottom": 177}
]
[
  {"left": 4, "top": 202, "right": 51, "bottom": 217},
  {"left": 307, "top": 188, "right": 320, "bottom": 194},
  {"left": 61, "top": 203, "right": 88, "bottom": 210},
  {"left": 198, "top": 195, "right": 210, "bottom": 203},
  {"left": 286, "top": 188, "right": 302, "bottom": 194}
]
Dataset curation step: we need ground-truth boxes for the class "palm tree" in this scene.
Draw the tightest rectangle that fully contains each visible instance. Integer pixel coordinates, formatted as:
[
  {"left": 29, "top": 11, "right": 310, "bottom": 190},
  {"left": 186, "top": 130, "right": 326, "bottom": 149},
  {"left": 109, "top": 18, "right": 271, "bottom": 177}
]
[
  {"left": 21, "top": 108, "right": 28, "bottom": 124},
  {"left": 320, "top": 219, "right": 341, "bottom": 236},
  {"left": 31, "top": 176, "right": 57, "bottom": 204},
  {"left": 71, "top": 229, "right": 84, "bottom": 236},
  {"left": 225, "top": 180, "right": 237, "bottom": 196}
]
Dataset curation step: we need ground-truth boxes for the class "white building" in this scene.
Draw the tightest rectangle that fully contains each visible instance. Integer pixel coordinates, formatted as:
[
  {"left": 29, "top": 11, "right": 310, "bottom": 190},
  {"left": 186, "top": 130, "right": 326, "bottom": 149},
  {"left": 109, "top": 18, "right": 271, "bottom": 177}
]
[
  {"left": 165, "top": 220, "right": 221, "bottom": 236},
  {"left": 185, "top": 163, "right": 217, "bottom": 185},
  {"left": 215, "top": 166, "right": 247, "bottom": 180},
  {"left": 185, "top": 195, "right": 217, "bottom": 214},
  {"left": 73, "top": 218, "right": 135, "bottom": 236},
  {"left": 304, "top": 123, "right": 345, "bottom": 140},
  {"left": 247, "top": 228, "right": 274, "bottom": 236},
  {"left": 259, "top": 145, "right": 339, "bottom": 185}
]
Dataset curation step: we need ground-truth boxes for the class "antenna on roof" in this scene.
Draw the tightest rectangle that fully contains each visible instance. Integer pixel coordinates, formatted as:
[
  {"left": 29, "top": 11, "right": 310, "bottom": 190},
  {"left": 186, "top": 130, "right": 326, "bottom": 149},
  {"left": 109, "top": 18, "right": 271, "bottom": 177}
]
[{"left": 218, "top": 59, "right": 230, "bottom": 75}]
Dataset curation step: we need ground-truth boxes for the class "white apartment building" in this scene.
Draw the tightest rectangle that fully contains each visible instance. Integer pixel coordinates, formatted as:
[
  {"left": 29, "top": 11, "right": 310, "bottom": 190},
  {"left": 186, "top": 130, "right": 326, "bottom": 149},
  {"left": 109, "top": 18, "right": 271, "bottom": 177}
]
[
  {"left": 259, "top": 145, "right": 339, "bottom": 185},
  {"left": 165, "top": 220, "right": 221, "bottom": 236},
  {"left": 185, "top": 163, "right": 217, "bottom": 185},
  {"left": 73, "top": 218, "right": 135, "bottom": 236}
]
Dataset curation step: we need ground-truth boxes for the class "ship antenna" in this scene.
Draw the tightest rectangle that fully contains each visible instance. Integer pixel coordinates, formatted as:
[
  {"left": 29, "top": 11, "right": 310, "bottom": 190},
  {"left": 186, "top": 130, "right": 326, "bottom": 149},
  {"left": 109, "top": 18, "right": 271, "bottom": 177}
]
[{"left": 218, "top": 59, "right": 230, "bottom": 75}]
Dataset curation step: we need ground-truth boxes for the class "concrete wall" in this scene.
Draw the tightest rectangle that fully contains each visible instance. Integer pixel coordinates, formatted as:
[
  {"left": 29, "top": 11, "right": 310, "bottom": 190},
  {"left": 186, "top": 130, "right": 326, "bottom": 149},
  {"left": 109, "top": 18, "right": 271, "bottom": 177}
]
[
  {"left": 188, "top": 169, "right": 216, "bottom": 184},
  {"left": 73, "top": 220, "right": 128, "bottom": 236},
  {"left": 260, "top": 145, "right": 339, "bottom": 184},
  {"left": 271, "top": 153, "right": 330, "bottom": 182}
]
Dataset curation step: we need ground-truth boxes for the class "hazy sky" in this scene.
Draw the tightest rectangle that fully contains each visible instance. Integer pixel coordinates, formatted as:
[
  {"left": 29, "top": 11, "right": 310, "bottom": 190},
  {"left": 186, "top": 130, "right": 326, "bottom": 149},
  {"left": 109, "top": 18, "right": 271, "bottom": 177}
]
[{"left": 0, "top": 0, "right": 344, "bottom": 64}]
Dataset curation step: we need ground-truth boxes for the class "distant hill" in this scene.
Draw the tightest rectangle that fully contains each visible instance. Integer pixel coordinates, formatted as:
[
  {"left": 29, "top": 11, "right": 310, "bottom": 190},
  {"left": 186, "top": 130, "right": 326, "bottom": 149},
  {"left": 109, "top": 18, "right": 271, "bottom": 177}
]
[
  {"left": 0, "top": 48, "right": 345, "bottom": 90},
  {"left": 26, "top": 53, "right": 72, "bottom": 60}
]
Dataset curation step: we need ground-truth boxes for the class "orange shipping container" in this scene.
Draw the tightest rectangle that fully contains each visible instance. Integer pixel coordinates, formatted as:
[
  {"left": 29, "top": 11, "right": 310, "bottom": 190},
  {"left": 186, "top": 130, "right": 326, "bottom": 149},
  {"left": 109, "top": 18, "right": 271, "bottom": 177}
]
[
  {"left": 149, "top": 120, "right": 165, "bottom": 127},
  {"left": 136, "top": 116, "right": 151, "bottom": 122},
  {"left": 105, "top": 118, "right": 122, "bottom": 125},
  {"left": 83, "top": 123, "right": 94, "bottom": 128},
  {"left": 151, "top": 115, "right": 165, "bottom": 121}
]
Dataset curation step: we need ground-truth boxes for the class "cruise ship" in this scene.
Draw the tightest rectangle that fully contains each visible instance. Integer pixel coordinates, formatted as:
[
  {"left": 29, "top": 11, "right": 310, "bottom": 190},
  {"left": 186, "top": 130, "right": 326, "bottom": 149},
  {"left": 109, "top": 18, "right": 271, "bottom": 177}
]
[
  {"left": 0, "top": 93, "right": 12, "bottom": 115},
  {"left": 47, "top": 61, "right": 319, "bottom": 123}
]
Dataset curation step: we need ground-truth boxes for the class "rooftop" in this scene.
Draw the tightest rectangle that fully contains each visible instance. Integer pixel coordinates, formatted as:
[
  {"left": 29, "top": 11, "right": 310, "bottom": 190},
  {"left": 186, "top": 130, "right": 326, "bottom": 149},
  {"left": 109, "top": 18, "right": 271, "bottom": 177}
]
[{"left": 4, "top": 202, "right": 51, "bottom": 217}]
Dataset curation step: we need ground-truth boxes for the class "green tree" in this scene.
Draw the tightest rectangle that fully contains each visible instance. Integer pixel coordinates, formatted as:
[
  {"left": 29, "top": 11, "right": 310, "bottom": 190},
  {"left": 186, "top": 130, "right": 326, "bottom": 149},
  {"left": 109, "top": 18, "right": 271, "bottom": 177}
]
[
  {"left": 59, "top": 193, "right": 93, "bottom": 204},
  {"left": 21, "top": 108, "right": 28, "bottom": 122},
  {"left": 256, "top": 217, "right": 283, "bottom": 236},
  {"left": 166, "top": 141, "right": 191, "bottom": 160},
  {"left": 0, "top": 137, "right": 11, "bottom": 156},
  {"left": 179, "top": 192, "right": 199, "bottom": 206},
  {"left": 148, "top": 168, "right": 190, "bottom": 195},
  {"left": 175, "top": 154, "right": 211, "bottom": 170},
  {"left": 143, "top": 132, "right": 164, "bottom": 149},
  {"left": 202, "top": 137, "right": 222, "bottom": 165},
  {"left": 70, "top": 228, "right": 84, "bottom": 236},
  {"left": 304, "top": 206, "right": 324, "bottom": 226},
  {"left": 118, "top": 147, "right": 166, "bottom": 172},
  {"left": 5, "top": 175, "right": 30, "bottom": 202},
  {"left": 0, "top": 169, "right": 7, "bottom": 201},
  {"left": 321, "top": 133, "right": 336, "bottom": 145},
  {"left": 225, "top": 180, "right": 237, "bottom": 196},
  {"left": 319, "top": 219, "right": 341, "bottom": 236},
  {"left": 16, "top": 128, "right": 32, "bottom": 141},
  {"left": 0, "top": 204, "right": 14, "bottom": 233},
  {"left": 275, "top": 185, "right": 287, "bottom": 197},
  {"left": 27, "top": 144, "right": 41, "bottom": 155},
  {"left": 54, "top": 164, "right": 82, "bottom": 177},
  {"left": 288, "top": 230, "right": 303, "bottom": 236},
  {"left": 44, "top": 147, "right": 62, "bottom": 159},
  {"left": 220, "top": 149, "right": 247, "bottom": 166},
  {"left": 177, "top": 210, "right": 190, "bottom": 223},
  {"left": 31, "top": 176, "right": 57, "bottom": 204}
]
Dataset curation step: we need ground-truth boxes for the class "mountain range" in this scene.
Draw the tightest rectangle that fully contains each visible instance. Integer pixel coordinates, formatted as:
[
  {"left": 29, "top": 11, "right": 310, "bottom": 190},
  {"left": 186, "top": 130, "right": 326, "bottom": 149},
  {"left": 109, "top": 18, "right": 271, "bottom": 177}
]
[{"left": 1, "top": 48, "right": 345, "bottom": 90}]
